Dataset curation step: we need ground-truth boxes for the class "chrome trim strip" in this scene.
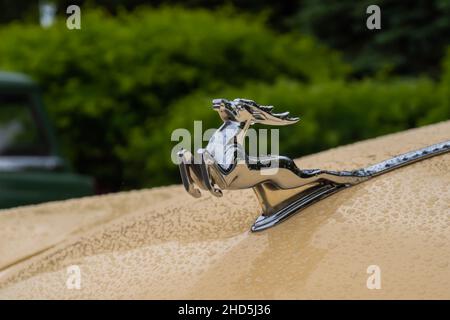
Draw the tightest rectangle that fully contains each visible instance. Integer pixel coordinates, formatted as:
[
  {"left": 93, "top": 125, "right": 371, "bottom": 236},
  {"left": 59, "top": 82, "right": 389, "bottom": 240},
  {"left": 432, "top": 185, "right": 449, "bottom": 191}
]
[{"left": 362, "top": 140, "right": 450, "bottom": 177}]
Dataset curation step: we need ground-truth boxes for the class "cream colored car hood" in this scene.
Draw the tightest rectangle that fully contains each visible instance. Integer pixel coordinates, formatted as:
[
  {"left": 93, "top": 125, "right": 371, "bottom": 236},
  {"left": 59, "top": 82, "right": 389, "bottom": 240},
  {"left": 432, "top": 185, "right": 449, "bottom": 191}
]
[{"left": 0, "top": 121, "right": 449, "bottom": 299}]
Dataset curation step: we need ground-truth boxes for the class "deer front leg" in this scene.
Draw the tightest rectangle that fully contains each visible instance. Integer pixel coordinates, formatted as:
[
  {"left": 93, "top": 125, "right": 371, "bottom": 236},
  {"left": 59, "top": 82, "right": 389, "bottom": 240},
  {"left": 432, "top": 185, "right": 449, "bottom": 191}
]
[{"left": 177, "top": 149, "right": 202, "bottom": 198}]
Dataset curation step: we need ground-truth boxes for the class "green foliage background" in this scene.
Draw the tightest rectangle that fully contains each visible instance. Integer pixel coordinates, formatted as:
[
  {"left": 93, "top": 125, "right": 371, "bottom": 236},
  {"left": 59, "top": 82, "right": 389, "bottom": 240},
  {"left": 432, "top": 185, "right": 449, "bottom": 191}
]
[{"left": 0, "top": 7, "right": 448, "bottom": 190}]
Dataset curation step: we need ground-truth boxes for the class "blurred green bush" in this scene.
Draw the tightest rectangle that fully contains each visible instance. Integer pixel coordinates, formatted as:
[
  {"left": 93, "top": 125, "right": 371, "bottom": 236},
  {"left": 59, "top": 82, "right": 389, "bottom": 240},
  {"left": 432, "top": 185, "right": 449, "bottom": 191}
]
[
  {"left": 0, "top": 7, "right": 347, "bottom": 190},
  {"left": 288, "top": 0, "right": 450, "bottom": 77},
  {"left": 0, "top": 8, "right": 448, "bottom": 189}
]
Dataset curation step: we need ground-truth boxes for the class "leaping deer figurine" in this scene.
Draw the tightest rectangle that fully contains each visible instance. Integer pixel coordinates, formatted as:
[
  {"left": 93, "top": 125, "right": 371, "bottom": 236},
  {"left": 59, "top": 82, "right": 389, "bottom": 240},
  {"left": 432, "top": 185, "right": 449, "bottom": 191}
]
[{"left": 177, "top": 98, "right": 450, "bottom": 231}]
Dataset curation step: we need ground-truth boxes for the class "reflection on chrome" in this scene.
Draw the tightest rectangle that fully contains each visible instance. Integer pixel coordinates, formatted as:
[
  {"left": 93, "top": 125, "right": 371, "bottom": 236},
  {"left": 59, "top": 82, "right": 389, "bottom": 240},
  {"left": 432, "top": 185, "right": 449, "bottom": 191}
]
[{"left": 177, "top": 98, "right": 450, "bottom": 231}]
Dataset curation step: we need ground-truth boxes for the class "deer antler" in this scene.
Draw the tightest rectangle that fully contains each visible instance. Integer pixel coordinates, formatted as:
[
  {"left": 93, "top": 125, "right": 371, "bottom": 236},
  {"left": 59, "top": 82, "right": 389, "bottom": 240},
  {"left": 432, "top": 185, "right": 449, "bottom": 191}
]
[{"left": 234, "top": 98, "right": 299, "bottom": 126}]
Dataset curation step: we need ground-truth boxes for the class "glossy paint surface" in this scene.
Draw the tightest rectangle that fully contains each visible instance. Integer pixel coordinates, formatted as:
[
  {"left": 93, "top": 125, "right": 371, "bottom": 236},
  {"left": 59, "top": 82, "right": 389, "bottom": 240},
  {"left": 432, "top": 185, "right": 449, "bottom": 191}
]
[{"left": 0, "top": 121, "right": 449, "bottom": 299}]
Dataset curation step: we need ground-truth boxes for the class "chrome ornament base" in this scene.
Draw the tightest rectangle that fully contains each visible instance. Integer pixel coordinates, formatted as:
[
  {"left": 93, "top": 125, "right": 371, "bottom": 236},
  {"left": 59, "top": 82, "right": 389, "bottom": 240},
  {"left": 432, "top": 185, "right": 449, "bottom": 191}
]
[
  {"left": 251, "top": 183, "right": 346, "bottom": 231},
  {"left": 177, "top": 98, "right": 450, "bottom": 232}
]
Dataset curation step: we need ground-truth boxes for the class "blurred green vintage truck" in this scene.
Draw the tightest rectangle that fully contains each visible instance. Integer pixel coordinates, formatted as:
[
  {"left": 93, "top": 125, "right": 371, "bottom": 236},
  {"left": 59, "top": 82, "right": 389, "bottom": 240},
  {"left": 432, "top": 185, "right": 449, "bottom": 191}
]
[{"left": 0, "top": 71, "right": 94, "bottom": 209}]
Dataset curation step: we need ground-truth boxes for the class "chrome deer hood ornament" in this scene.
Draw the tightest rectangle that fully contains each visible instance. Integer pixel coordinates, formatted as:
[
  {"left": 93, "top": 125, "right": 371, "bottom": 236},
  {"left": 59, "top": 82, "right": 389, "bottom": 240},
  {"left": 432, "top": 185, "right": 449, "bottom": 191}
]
[{"left": 177, "top": 98, "right": 450, "bottom": 232}]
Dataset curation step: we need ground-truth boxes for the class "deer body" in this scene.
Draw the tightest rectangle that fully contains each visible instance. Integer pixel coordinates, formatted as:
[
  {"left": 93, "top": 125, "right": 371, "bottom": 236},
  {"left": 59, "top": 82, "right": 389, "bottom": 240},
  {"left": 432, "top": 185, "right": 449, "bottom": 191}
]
[{"left": 178, "top": 98, "right": 367, "bottom": 199}]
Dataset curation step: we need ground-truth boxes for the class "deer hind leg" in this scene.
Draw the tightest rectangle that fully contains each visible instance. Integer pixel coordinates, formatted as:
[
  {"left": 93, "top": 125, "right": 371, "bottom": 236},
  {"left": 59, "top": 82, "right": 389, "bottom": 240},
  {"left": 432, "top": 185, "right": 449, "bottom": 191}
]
[{"left": 313, "top": 170, "right": 369, "bottom": 186}]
